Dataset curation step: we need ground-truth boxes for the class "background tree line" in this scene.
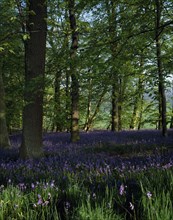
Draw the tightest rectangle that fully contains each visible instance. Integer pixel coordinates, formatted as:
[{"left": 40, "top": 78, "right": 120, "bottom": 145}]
[{"left": 0, "top": 0, "right": 173, "bottom": 158}]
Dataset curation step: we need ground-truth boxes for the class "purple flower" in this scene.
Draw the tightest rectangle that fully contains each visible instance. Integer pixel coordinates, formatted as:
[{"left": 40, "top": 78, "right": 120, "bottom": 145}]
[
  {"left": 146, "top": 191, "right": 152, "bottom": 199},
  {"left": 129, "top": 202, "right": 134, "bottom": 210},
  {"left": 119, "top": 184, "right": 125, "bottom": 195},
  {"left": 92, "top": 193, "right": 96, "bottom": 199},
  {"left": 48, "top": 192, "right": 51, "bottom": 199},
  {"left": 31, "top": 183, "right": 35, "bottom": 189},
  {"left": 42, "top": 200, "right": 49, "bottom": 206},
  {"left": 50, "top": 180, "right": 55, "bottom": 188},
  {"left": 65, "top": 201, "right": 71, "bottom": 210},
  {"left": 37, "top": 194, "right": 43, "bottom": 205}
]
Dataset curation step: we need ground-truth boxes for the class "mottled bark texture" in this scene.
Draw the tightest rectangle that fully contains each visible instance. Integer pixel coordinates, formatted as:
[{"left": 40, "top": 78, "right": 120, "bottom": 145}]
[
  {"left": 20, "top": 0, "right": 47, "bottom": 159},
  {"left": 68, "top": 0, "right": 80, "bottom": 142}
]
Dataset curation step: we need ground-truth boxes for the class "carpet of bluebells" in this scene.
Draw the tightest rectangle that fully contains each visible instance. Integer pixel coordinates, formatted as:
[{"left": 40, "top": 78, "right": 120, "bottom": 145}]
[{"left": 0, "top": 129, "right": 173, "bottom": 219}]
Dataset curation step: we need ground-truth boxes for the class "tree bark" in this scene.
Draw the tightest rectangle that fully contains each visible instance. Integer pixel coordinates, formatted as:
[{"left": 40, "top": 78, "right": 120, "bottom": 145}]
[
  {"left": 84, "top": 88, "right": 106, "bottom": 132},
  {"left": 68, "top": 0, "right": 80, "bottom": 142},
  {"left": 106, "top": 0, "right": 121, "bottom": 131},
  {"left": 54, "top": 70, "right": 62, "bottom": 132},
  {"left": 83, "top": 77, "right": 92, "bottom": 131},
  {"left": 155, "top": 0, "right": 167, "bottom": 136},
  {"left": 20, "top": 0, "right": 47, "bottom": 159},
  {"left": 130, "top": 56, "right": 144, "bottom": 130},
  {"left": 111, "top": 83, "right": 119, "bottom": 131},
  {"left": 170, "top": 108, "right": 173, "bottom": 128},
  {"left": 0, "top": 62, "right": 11, "bottom": 149}
]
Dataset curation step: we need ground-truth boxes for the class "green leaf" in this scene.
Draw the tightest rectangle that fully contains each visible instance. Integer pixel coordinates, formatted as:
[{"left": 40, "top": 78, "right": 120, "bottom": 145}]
[
  {"left": 0, "top": 47, "right": 4, "bottom": 52},
  {"left": 9, "top": 49, "right": 15, "bottom": 54},
  {"left": 22, "top": 34, "right": 30, "bottom": 41}
]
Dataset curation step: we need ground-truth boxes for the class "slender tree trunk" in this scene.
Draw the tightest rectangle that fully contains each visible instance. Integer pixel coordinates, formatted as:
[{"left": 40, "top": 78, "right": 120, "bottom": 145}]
[
  {"left": 54, "top": 71, "right": 62, "bottom": 132},
  {"left": 20, "top": 0, "right": 47, "bottom": 159},
  {"left": 64, "top": 4, "right": 71, "bottom": 132},
  {"left": 130, "top": 57, "right": 144, "bottom": 130},
  {"left": 170, "top": 83, "right": 173, "bottom": 128},
  {"left": 111, "top": 83, "right": 119, "bottom": 131},
  {"left": 85, "top": 88, "right": 106, "bottom": 132},
  {"left": 0, "top": 62, "right": 11, "bottom": 148},
  {"left": 83, "top": 78, "right": 92, "bottom": 131},
  {"left": 68, "top": 0, "right": 80, "bottom": 142},
  {"left": 118, "top": 78, "right": 122, "bottom": 131},
  {"left": 138, "top": 95, "right": 144, "bottom": 130},
  {"left": 65, "top": 69, "right": 71, "bottom": 132},
  {"left": 155, "top": 0, "right": 167, "bottom": 136},
  {"left": 106, "top": 0, "right": 121, "bottom": 131},
  {"left": 170, "top": 109, "right": 173, "bottom": 128}
]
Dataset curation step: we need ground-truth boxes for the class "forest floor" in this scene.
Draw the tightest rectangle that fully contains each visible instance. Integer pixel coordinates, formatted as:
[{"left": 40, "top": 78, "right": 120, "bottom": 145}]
[
  {"left": 0, "top": 129, "right": 173, "bottom": 220},
  {"left": 8, "top": 128, "right": 173, "bottom": 168}
]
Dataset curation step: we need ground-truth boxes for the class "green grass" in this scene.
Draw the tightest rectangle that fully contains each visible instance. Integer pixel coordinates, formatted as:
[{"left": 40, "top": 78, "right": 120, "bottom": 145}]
[{"left": 1, "top": 141, "right": 173, "bottom": 219}]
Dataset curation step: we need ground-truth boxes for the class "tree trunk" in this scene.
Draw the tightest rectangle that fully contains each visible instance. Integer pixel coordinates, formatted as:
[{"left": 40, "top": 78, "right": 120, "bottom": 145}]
[
  {"left": 65, "top": 69, "right": 71, "bottom": 132},
  {"left": 83, "top": 78, "right": 92, "bottom": 132},
  {"left": 68, "top": 0, "right": 80, "bottom": 142},
  {"left": 155, "top": 0, "right": 167, "bottom": 136},
  {"left": 54, "top": 71, "right": 62, "bottom": 132},
  {"left": 170, "top": 110, "right": 173, "bottom": 128},
  {"left": 111, "top": 83, "right": 119, "bottom": 131},
  {"left": 84, "top": 88, "right": 106, "bottom": 132},
  {"left": 130, "top": 56, "right": 144, "bottom": 130},
  {"left": 0, "top": 62, "right": 11, "bottom": 149},
  {"left": 20, "top": 0, "right": 47, "bottom": 159},
  {"left": 106, "top": 0, "right": 121, "bottom": 131}
]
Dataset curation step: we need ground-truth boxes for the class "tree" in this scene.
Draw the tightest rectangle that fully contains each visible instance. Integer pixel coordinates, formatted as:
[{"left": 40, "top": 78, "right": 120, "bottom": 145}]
[
  {"left": 68, "top": 0, "right": 80, "bottom": 142},
  {"left": 0, "top": 0, "right": 19, "bottom": 148},
  {"left": 155, "top": 0, "right": 167, "bottom": 136},
  {"left": 0, "top": 60, "right": 11, "bottom": 149},
  {"left": 20, "top": 0, "right": 47, "bottom": 159}
]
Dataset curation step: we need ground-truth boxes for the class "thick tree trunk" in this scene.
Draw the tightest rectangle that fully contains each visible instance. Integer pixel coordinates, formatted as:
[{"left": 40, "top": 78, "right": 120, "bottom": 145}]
[
  {"left": 68, "top": 0, "right": 80, "bottom": 142},
  {"left": 20, "top": 0, "right": 47, "bottom": 159},
  {"left": 155, "top": 0, "right": 167, "bottom": 136},
  {"left": 0, "top": 63, "right": 11, "bottom": 148}
]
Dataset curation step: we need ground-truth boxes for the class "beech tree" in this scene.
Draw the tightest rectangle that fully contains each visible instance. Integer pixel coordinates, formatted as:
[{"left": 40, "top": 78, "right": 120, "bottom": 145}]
[
  {"left": 20, "top": 0, "right": 47, "bottom": 159},
  {"left": 68, "top": 0, "right": 80, "bottom": 142}
]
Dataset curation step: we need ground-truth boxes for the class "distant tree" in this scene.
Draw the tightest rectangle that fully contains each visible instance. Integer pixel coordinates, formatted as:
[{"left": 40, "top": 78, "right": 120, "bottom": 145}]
[
  {"left": 20, "top": 0, "right": 47, "bottom": 159},
  {"left": 130, "top": 55, "right": 145, "bottom": 130}
]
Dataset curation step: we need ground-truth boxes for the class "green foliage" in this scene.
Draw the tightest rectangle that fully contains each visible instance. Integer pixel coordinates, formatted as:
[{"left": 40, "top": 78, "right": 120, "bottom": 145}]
[
  {"left": 1, "top": 159, "right": 173, "bottom": 219},
  {"left": 1, "top": 0, "right": 173, "bottom": 132}
]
